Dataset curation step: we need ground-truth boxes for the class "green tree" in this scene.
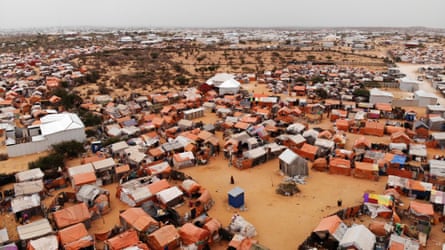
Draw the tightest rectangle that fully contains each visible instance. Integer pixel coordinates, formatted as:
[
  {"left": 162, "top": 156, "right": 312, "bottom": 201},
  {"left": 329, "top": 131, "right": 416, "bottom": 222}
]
[
  {"left": 52, "top": 140, "right": 86, "bottom": 158},
  {"left": 353, "top": 88, "right": 370, "bottom": 97}
]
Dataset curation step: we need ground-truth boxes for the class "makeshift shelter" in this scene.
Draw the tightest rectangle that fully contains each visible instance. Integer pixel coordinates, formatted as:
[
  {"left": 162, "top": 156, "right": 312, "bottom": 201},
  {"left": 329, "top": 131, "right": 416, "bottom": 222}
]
[
  {"left": 14, "top": 180, "right": 44, "bottom": 197},
  {"left": 228, "top": 214, "right": 257, "bottom": 238},
  {"left": 388, "top": 234, "right": 420, "bottom": 250},
  {"left": 354, "top": 162, "right": 379, "bottom": 181},
  {"left": 228, "top": 187, "right": 245, "bottom": 208},
  {"left": 353, "top": 136, "right": 371, "bottom": 150},
  {"left": 183, "top": 108, "right": 204, "bottom": 120},
  {"left": 104, "top": 230, "right": 149, "bottom": 250},
  {"left": 312, "top": 158, "right": 328, "bottom": 172},
  {"left": 312, "top": 215, "right": 347, "bottom": 245},
  {"left": 117, "top": 176, "right": 161, "bottom": 207},
  {"left": 336, "top": 119, "right": 352, "bottom": 132},
  {"left": 329, "top": 158, "right": 352, "bottom": 176},
  {"left": 76, "top": 184, "right": 110, "bottom": 213},
  {"left": 362, "top": 120, "right": 385, "bottom": 137},
  {"left": 295, "top": 143, "right": 319, "bottom": 161},
  {"left": 156, "top": 186, "right": 184, "bottom": 207},
  {"left": 409, "top": 144, "right": 427, "bottom": 161},
  {"left": 67, "top": 163, "right": 97, "bottom": 189},
  {"left": 409, "top": 201, "right": 435, "bottom": 221},
  {"left": 178, "top": 223, "right": 210, "bottom": 249},
  {"left": 120, "top": 207, "right": 160, "bottom": 234},
  {"left": 91, "top": 157, "right": 115, "bottom": 185},
  {"left": 413, "top": 120, "right": 429, "bottom": 138},
  {"left": 278, "top": 149, "right": 308, "bottom": 177},
  {"left": 146, "top": 225, "right": 180, "bottom": 250},
  {"left": 52, "top": 202, "right": 91, "bottom": 229},
  {"left": 17, "top": 219, "right": 53, "bottom": 241},
  {"left": 242, "top": 147, "right": 267, "bottom": 167},
  {"left": 428, "top": 116, "right": 445, "bottom": 131},
  {"left": 390, "top": 132, "right": 412, "bottom": 144},
  {"left": 180, "top": 179, "right": 201, "bottom": 197},
  {"left": 429, "top": 159, "right": 445, "bottom": 178},
  {"left": 172, "top": 151, "right": 195, "bottom": 169},
  {"left": 11, "top": 194, "right": 42, "bottom": 218},
  {"left": 203, "top": 218, "right": 222, "bottom": 243},
  {"left": 15, "top": 168, "right": 44, "bottom": 182},
  {"left": 58, "top": 223, "right": 94, "bottom": 250},
  {"left": 27, "top": 235, "right": 58, "bottom": 250},
  {"left": 339, "top": 224, "right": 376, "bottom": 250}
]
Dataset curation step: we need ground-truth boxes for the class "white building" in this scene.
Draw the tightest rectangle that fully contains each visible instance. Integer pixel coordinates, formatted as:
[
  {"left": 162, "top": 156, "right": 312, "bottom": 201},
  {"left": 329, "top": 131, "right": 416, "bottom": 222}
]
[
  {"left": 399, "top": 77, "right": 421, "bottom": 92},
  {"left": 7, "top": 113, "right": 86, "bottom": 157},
  {"left": 369, "top": 88, "right": 393, "bottom": 105},
  {"left": 414, "top": 90, "right": 438, "bottom": 107}
]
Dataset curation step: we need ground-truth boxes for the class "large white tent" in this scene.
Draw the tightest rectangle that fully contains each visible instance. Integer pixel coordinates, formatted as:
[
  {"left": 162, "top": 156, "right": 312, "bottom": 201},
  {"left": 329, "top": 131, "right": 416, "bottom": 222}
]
[{"left": 218, "top": 78, "right": 241, "bottom": 95}]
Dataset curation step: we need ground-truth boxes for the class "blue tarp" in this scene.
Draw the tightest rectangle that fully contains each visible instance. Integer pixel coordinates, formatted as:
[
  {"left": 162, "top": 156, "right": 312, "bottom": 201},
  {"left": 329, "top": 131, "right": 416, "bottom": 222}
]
[{"left": 391, "top": 155, "right": 406, "bottom": 165}]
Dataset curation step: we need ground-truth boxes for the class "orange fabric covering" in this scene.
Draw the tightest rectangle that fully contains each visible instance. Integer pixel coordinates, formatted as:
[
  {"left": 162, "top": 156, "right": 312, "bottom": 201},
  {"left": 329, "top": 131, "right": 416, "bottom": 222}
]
[
  {"left": 147, "top": 225, "right": 180, "bottom": 250},
  {"left": 228, "top": 235, "right": 257, "bottom": 250},
  {"left": 386, "top": 126, "right": 406, "bottom": 135},
  {"left": 355, "top": 161, "right": 378, "bottom": 171},
  {"left": 353, "top": 136, "right": 371, "bottom": 148},
  {"left": 178, "top": 223, "right": 210, "bottom": 246},
  {"left": 354, "top": 161, "right": 378, "bottom": 181},
  {"left": 375, "top": 103, "right": 392, "bottom": 112},
  {"left": 293, "top": 85, "right": 306, "bottom": 91},
  {"left": 53, "top": 203, "right": 91, "bottom": 229},
  {"left": 58, "top": 223, "right": 93, "bottom": 250},
  {"left": 115, "top": 164, "right": 130, "bottom": 174},
  {"left": 407, "top": 179, "right": 428, "bottom": 192},
  {"left": 409, "top": 201, "right": 434, "bottom": 216},
  {"left": 152, "top": 117, "right": 165, "bottom": 127},
  {"left": 336, "top": 119, "right": 351, "bottom": 131},
  {"left": 234, "top": 122, "right": 250, "bottom": 130},
  {"left": 105, "top": 230, "right": 148, "bottom": 250},
  {"left": 389, "top": 241, "right": 404, "bottom": 250},
  {"left": 120, "top": 207, "right": 158, "bottom": 232},
  {"left": 81, "top": 155, "right": 104, "bottom": 164},
  {"left": 72, "top": 172, "right": 97, "bottom": 187},
  {"left": 390, "top": 131, "right": 412, "bottom": 143},
  {"left": 313, "top": 215, "right": 343, "bottom": 234},
  {"left": 203, "top": 218, "right": 221, "bottom": 235},
  {"left": 329, "top": 158, "right": 351, "bottom": 176},
  {"left": 363, "top": 120, "right": 385, "bottom": 137},
  {"left": 296, "top": 143, "right": 319, "bottom": 161},
  {"left": 325, "top": 99, "right": 340, "bottom": 105},
  {"left": 148, "top": 179, "right": 170, "bottom": 194},
  {"left": 149, "top": 147, "right": 165, "bottom": 158}
]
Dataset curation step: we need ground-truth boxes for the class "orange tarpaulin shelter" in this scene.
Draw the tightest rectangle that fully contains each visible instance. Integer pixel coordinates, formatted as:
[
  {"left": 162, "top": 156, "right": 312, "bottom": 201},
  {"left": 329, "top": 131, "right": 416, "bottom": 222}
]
[
  {"left": 409, "top": 201, "right": 434, "bottom": 217},
  {"left": 390, "top": 132, "right": 412, "bottom": 144},
  {"left": 148, "top": 179, "right": 170, "bottom": 194},
  {"left": 362, "top": 120, "right": 385, "bottom": 137},
  {"left": 147, "top": 225, "right": 180, "bottom": 250},
  {"left": 295, "top": 143, "right": 319, "bottom": 161},
  {"left": 353, "top": 136, "right": 371, "bottom": 149},
  {"left": 104, "top": 230, "right": 149, "bottom": 250},
  {"left": 120, "top": 207, "right": 160, "bottom": 232},
  {"left": 353, "top": 161, "right": 379, "bottom": 181},
  {"left": 336, "top": 119, "right": 352, "bottom": 131},
  {"left": 329, "top": 158, "right": 352, "bottom": 176},
  {"left": 58, "top": 223, "right": 94, "bottom": 250},
  {"left": 178, "top": 223, "right": 210, "bottom": 249},
  {"left": 386, "top": 126, "right": 406, "bottom": 135},
  {"left": 53, "top": 203, "right": 91, "bottom": 229},
  {"left": 71, "top": 172, "right": 97, "bottom": 188},
  {"left": 375, "top": 103, "right": 392, "bottom": 112},
  {"left": 312, "top": 215, "right": 346, "bottom": 241}
]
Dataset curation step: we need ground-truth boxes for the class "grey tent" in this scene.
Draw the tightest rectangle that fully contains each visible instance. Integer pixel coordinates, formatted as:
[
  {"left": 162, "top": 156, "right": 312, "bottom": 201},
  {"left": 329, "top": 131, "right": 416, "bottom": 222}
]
[{"left": 278, "top": 149, "right": 308, "bottom": 177}]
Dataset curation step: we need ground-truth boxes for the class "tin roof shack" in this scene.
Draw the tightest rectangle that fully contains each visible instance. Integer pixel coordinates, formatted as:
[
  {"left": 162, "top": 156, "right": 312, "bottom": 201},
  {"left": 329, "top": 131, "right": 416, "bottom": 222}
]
[
  {"left": 278, "top": 149, "right": 308, "bottom": 177},
  {"left": 409, "top": 144, "right": 427, "bottom": 161},
  {"left": 117, "top": 176, "right": 163, "bottom": 207},
  {"left": 15, "top": 168, "right": 44, "bottom": 182},
  {"left": 413, "top": 120, "right": 429, "bottom": 138},
  {"left": 11, "top": 194, "right": 43, "bottom": 220},
  {"left": 27, "top": 235, "right": 58, "bottom": 250},
  {"left": 92, "top": 157, "right": 115, "bottom": 186},
  {"left": 369, "top": 88, "right": 393, "bottom": 105},
  {"left": 17, "top": 219, "right": 54, "bottom": 244},
  {"left": 311, "top": 215, "right": 347, "bottom": 249},
  {"left": 104, "top": 230, "right": 149, "bottom": 250},
  {"left": 426, "top": 105, "right": 445, "bottom": 117},
  {"left": 329, "top": 158, "right": 352, "bottom": 176},
  {"left": 362, "top": 120, "right": 385, "bottom": 137},
  {"left": 431, "top": 132, "right": 445, "bottom": 149},
  {"left": 120, "top": 207, "right": 160, "bottom": 240},
  {"left": 156, "top": 186, "right": 184, "bottom": 208},
  {"left": 52, "top": 202, "right": 92, "bottom": 229},
  {"left": 58, "top": 223, "right": 94, "bottom": 250},
  {"left": 13, "top": 180, "right": 44, "bottom": 197},
  {"left": 428, "top": 116, "right": 445, "bottom": 131},
  {"left": 146, "top": 225, "right": 180, "bottom": 250}
]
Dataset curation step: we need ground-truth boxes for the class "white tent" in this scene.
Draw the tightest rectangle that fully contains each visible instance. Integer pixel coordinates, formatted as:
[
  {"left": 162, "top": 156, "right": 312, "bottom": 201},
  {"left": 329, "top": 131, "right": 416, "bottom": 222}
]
[
  {"left": 218, "top": 79, "right": 241, "bottom": 95},
  {"left": 28, "top": 235, "right": 58, "bottom": 250},
  {"left": 15, "top": 168, "right": 44, "bottom": 182},
  {"left": 156, "top": 186, "right": 184, "bottom": 207},
  {"left": 206, "top": 73, "right": 235, "bottom": 87},
  {"left": 339, "top": 224, "right": 376, "bottom": 250},
  {"left": 14, "top": 180, "right": 44, "bottom": 196}
]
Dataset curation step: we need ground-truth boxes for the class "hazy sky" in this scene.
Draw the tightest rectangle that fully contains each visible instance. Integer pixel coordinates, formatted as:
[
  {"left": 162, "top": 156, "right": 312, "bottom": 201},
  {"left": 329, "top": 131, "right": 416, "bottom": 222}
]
[{"left": 1, "top": 0, "right": 444, "bottom": 29}]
